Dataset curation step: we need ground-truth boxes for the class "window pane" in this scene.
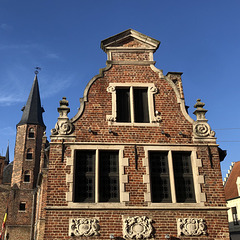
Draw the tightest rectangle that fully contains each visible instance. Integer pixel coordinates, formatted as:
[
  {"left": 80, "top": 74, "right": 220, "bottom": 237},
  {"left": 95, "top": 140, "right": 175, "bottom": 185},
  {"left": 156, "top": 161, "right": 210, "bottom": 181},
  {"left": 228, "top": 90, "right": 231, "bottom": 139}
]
[
  {"left": 133, "top": 88, "right": 149, "bottom": 123},
  {"left": 24, "top": 173, "right": 30, "bottom": 182},
  {"left": 26, "top": 149, "right": 33, "bottom": 159},
  {"left": 232, "top": 207, "right": 239, "bottom": 225},
  {"left": 116, "top": 88, "right": 131, "bottom": 122},
  {"left": 99, "top": 151, "right": 119, "bottom": 202},
  {"left": 149, "top": 151, "right": 171, "bottom": 203},
  {"left": 19, "top": 202, "right": 26, "bottom": 211},
  {"left": 172, "top": 152, "right": 196, "bottom": 203},
  {"left": 74, "top": 150, "right": 95, "bottom": 202},
  {"left": 28, "top": 128, "right": 34, "bottom": 138}
]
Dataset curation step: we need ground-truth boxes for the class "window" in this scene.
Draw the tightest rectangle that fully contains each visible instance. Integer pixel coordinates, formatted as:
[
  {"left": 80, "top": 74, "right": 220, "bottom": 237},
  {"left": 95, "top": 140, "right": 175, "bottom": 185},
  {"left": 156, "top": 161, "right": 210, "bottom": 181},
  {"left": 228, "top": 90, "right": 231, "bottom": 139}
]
[
  {"left": 149, "top": 151, "right": 171, "bottom": 203},
  {"left": 19, "top": 202, "right": 26, "bottom": 211},
  {"left": 26, "top": 148, "right": 33, "bottom": 160},
  {"left": 74, "top": 150, "right": 119, "bottom": 203},
  {"left": 28, "top": 128, "right": 34, "bottom": 138},
  {"left": 116, "top": 87, "right": 149, "bottom": 123},
  {"left": 172, "top": 152, "right": 195, "bottom": 203},
  {"left": 232, "top": 207, "right": 239, "bottom": 225},
  {"left": 149, "top": 151, "right": 195, "bottom": 203},
  {"left": 107, "top": 83, "right": 158, "bottom": 125},
  {"left": 24, "top": 171, "right": 30, "bottom": 182}
]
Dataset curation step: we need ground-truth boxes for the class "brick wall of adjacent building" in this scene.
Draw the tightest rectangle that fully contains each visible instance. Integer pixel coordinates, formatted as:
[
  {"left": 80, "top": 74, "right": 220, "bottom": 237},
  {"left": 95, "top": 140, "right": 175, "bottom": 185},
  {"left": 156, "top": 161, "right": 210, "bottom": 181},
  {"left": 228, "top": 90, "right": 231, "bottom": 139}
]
[{"left": 0, "top": 185, "right": 10, "bottom": 225}]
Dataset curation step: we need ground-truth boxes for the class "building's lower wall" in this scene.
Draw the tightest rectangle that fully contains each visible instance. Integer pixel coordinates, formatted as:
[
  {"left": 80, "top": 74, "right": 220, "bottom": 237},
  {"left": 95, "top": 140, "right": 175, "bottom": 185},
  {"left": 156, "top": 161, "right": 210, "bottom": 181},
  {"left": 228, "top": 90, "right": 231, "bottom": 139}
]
[
  {"left": 6, "top": 225, "right": 31, "bottom": 240},
  {"left": 43, "top": 209, "right": 230, "bottom": 239},
  {"left": 0, "top": 185, "right": 11, "bottom": 224},
  {"left": 230, "top": 231, "right": 240, "bottom": 240}
]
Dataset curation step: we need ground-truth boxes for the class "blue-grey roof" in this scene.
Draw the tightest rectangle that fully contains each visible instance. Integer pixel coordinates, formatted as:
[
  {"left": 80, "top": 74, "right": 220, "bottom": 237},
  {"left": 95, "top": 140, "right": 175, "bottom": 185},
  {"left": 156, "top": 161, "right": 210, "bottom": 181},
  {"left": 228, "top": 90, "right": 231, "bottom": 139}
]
[
  {"left": 3, "top": 162, "right": 13, "bottom": 184},
  {"left": 17, "top": 75, "right": 45, "bottom": 127}
]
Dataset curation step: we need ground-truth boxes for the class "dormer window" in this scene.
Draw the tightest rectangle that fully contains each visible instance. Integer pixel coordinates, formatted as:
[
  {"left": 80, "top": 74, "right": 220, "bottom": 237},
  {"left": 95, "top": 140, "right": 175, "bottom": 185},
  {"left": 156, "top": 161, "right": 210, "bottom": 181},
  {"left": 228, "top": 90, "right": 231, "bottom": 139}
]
[{"left": 107, "top": 83, "right": 160, "bottom": 126}]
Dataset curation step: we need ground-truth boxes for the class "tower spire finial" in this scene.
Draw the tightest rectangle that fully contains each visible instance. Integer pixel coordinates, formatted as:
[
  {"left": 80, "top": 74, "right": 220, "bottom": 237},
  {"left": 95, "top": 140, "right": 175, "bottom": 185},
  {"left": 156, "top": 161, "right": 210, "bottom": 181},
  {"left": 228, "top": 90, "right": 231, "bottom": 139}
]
[
  {"left": 17, "top": 69, "right": 45, "bottom": 127},
  {"left": 34, "top": 67, "right": 41, "bottom": 75}
]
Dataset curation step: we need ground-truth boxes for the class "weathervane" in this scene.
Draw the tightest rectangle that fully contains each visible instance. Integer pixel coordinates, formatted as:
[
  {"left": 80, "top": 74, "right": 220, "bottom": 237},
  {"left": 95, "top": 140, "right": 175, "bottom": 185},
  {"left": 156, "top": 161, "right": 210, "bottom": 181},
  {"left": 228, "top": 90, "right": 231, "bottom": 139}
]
[{"left": 34, "top": 67, "right": 41, "bottom": 75}]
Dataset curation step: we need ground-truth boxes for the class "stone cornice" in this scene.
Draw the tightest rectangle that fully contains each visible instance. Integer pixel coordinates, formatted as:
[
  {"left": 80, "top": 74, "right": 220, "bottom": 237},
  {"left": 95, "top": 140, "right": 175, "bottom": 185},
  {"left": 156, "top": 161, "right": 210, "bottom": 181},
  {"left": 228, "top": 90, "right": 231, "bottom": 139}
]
[{"left": 45, "top": 206, "right": 228, "bottom": 211}]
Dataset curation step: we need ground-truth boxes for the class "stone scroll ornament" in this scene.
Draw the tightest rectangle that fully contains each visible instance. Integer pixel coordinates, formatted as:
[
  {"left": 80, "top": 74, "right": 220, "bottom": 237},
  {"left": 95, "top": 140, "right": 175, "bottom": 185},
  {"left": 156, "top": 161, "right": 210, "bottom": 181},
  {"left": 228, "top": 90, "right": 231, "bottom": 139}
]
[
  {"left": 51, "top": 97, "right": 73, "bottom": 135},
  {"left": 69, "top": 218, "right": 100, "bottom": 237},
  {"left": 123, "top": 216, "right": 153, "bottom": 239},
  {"left": 177, "top": 218, "right": 207, "bottom": 236},
  {"left": 193, "top": 99, "right": 215, "bottom": 138}
]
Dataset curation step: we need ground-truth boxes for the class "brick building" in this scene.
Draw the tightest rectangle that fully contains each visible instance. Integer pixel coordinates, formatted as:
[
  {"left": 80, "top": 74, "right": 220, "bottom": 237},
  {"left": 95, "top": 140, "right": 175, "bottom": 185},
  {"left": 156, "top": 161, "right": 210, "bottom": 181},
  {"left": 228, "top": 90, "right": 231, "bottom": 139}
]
[
  {"left": 224, "top": 162, "right": 240, "bottom": 240},
  {"left": 0, "top": 29, "right": 230, "bottom": 239}
]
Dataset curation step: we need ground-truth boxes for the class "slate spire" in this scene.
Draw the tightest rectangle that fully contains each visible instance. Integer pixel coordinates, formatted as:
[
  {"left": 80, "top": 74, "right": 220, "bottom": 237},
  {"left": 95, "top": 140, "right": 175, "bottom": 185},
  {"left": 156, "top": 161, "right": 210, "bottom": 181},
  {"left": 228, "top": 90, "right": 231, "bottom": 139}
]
[
  {"left": 5, "top": 142, "right": 9, "bottom": 164},
  {"left": 17, "top": 74, "right": 45, "bottom": 127}
]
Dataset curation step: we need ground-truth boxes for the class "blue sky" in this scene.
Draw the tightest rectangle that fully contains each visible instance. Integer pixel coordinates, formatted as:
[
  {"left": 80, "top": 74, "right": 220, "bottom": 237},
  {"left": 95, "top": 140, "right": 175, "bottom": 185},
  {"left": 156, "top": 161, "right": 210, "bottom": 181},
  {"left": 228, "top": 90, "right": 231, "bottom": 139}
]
[{"left": 0, "top": 0, "right": 240, "bottom": 179}]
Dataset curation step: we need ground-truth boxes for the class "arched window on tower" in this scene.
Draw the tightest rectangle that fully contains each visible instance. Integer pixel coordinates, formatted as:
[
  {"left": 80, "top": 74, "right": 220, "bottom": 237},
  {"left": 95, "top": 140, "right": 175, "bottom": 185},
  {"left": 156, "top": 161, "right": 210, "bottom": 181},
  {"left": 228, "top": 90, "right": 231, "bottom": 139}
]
[
  {"left": 28, "top": 128, "right": 35, "bottom": 138},
  {"left": 26, "top": 148, "right": 33, "bottom": 160},
  {"left": 24, "top": 170, "right": 30, "bottom": 182}
]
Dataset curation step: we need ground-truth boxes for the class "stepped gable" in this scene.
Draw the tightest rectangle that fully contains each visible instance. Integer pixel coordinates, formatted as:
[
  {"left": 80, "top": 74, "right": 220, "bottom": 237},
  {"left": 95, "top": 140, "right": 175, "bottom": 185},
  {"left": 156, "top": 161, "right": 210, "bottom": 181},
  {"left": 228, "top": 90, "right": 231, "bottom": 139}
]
[{"left": 224, "top": 161, "right": 240, "bottom": 200}]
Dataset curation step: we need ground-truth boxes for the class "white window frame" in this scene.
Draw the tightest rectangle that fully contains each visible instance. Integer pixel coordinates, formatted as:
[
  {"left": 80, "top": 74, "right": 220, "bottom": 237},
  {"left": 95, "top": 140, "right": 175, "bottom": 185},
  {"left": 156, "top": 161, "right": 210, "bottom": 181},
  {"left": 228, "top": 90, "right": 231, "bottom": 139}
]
[
  {"left": 106, "top": 83, "right": 160, "bottom": 126},
  {"left": 143, "top": 146, "right": 206, "bottom": 207},
  {"left": 66, "top": 145, "right": 129, "bottom": 208}
]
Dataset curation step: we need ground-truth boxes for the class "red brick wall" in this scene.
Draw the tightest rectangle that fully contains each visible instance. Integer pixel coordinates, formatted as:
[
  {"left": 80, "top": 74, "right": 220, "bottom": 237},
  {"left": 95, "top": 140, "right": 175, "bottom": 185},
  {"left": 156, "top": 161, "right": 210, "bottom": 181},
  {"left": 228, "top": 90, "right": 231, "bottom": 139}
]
[
  {"left": 43, "top": 39, "right": 229, "bottom": 239},
  {"left": 11, "top": 124, "right": 45, "bottom": 189},
  {"left": 43, "top": 210, "right": 229, "bottom": 240}
]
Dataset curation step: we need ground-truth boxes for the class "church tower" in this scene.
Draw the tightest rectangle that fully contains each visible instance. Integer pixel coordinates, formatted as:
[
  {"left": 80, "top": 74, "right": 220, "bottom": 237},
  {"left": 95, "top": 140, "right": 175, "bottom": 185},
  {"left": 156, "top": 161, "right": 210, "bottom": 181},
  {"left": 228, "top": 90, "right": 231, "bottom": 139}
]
[
  {"left": 7, "top": 73, "right": 45, "bottom": 240},
  {"left": 11, "top": 73, "right": 45, "bottom": 189}
]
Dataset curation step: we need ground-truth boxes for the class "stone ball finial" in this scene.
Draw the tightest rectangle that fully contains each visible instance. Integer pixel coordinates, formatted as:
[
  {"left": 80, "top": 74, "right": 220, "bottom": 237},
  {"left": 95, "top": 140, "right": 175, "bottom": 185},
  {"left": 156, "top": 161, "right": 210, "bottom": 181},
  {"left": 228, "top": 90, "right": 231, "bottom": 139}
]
[
  {"left": 59, "top": 97, "right": 69, "bottom": 107},
  {"left": 194, "top": 99, "right": 205, "bottom": 109}
]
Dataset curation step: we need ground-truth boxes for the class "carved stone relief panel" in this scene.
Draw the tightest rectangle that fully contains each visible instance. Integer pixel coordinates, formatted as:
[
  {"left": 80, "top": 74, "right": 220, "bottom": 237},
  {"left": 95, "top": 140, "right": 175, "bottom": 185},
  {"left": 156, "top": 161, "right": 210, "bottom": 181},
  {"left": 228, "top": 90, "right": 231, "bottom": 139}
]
[
  {"left": 123, "top": 216, "right": 153, "bottom": 239},
  {"left": 69, "top": 218, "right": 100, "bottom": 237},
  {"left": 177, "top": 218, "right": 207, "bottom": 236}
]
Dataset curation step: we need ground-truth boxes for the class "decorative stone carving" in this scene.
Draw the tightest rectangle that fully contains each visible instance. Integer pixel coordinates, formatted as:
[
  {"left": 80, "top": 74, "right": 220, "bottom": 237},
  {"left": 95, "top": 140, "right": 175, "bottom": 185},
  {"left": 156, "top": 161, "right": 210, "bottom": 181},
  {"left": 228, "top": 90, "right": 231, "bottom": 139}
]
[
  {"left": 149, "top": 86, "right": 158, "bottom": 94},
  {"left": 123, "top": 216, "right": 153, "bottom": 239},
  {"left": 51, "top": 97, "right": 74, "bottom": 136},
  {"left": 152, "top": 111, "right": 162, "bottom": 123},
  {"left": 177, "top": 218, "right": 207, "bottom": 236},
  {"left": 107, "top": 86, "right": 116, "bottom": 93},
  {"left": 193, "top": 99, "right": 215, "bottom": 140},
  {"left": 106, "top": 115, "right": 116, "bottom": 122},
  {"left": 69, "top": 218, "right": 100, "bottom": 237}
]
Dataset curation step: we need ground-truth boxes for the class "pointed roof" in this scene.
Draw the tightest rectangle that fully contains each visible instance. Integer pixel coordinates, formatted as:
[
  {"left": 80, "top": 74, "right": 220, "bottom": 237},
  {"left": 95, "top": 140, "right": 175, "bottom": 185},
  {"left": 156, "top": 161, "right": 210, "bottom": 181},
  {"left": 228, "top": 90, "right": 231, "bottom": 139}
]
[
  {"left": 5, "top": 143, "right": 9, "bottom": 164},
  {"left": 17, "top": 74, "right": 45, "bottom": 127},
  {"left": 101, "top": 29, "right": 160, "bottom": 53}
]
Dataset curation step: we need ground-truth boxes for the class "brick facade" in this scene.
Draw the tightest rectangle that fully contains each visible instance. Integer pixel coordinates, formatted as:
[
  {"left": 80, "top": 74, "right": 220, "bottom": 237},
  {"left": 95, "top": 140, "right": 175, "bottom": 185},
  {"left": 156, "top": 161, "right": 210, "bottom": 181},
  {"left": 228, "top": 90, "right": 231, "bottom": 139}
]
[
  {"left": 1, "top": 29, "right": 229, "bottom": 240},
  {"left": 40, "top": 30, "right": 229, "bottom": 239}
]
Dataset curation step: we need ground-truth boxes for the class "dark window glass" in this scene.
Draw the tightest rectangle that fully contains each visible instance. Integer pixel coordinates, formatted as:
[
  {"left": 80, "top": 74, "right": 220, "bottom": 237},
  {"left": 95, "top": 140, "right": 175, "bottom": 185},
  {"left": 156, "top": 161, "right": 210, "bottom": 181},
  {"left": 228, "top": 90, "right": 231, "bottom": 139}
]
[
  {"left": 19, "top": 202, "right": 26, "bottom": 211},
  {"left": 74, "top": 150, "right": 95, "bottom": 202},
  {"left": 24, "top": 172, "right": 30, "bottom": 182},
  {"left": 116, "top": 88, "right": 130, "bottom": 122},
  {"left": 232, "top": 207, "right": 239, "bottom": 225},
  {"left": 28, "top": 128, "right": 34, "bottom": 138},
  {"left": 133, "top": 88, "right": 149, "bottom": 123},
  {"left": 26, "top": 149, "right": 33, "bottom": 160},
  {"left": 149, "top": 151, "right": 171, "bottom": 203},
  {"left": 99, "top": 151, "right": 119, "bottom": 202},
  {"left": 172, "top": 152, "right": 196, "bottom": 203}
]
